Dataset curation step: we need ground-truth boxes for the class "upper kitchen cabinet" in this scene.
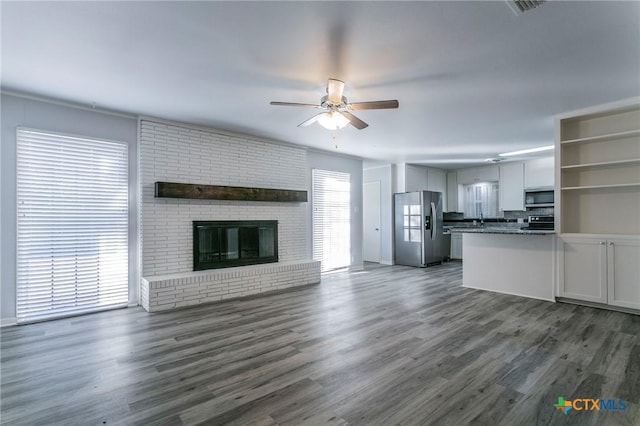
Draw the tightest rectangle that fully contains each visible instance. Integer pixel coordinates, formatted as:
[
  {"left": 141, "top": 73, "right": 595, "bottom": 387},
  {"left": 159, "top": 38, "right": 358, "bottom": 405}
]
[
  {"left": 446, "top": 171, "right": 458, "bottom": 212},
  {"left": 427, "top": 168, "right": 446, "bottom": 194},
  {"left": 456, "top": 165, "right": 499, "bottom": 185},
  {"left": 525, "top": 156, "right": 554, "bottom": 188},
  {"left": 403, "top": 164, "right": 448, "bottom": 210},
  {"left": 404, "top": 164, "right": 429, "bottom": 192},
  {"left": 499, "top": 163, "right": 525, "bottom": 211},
  {"left": 556, "top": 97, "right": 640, "bottom": 235}
]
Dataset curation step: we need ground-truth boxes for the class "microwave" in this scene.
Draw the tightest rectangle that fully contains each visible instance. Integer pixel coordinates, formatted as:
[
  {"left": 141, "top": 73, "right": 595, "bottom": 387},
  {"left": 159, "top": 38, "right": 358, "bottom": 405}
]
[{"left": 525, "top": 188, "right": 554, "bottom": 208}]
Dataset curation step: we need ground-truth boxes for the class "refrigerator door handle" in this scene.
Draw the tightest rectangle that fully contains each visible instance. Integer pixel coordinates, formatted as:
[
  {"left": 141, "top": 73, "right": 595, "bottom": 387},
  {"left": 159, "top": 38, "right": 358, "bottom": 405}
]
[{"left": 430, "top": 201, "right": 437, "bottom": 241}]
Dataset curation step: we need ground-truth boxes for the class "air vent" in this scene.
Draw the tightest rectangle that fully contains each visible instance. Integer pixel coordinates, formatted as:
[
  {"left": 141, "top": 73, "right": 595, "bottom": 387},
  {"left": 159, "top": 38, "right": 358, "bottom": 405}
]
[{"left": 506, "top": 0, "right": 546, "bottom": 16}]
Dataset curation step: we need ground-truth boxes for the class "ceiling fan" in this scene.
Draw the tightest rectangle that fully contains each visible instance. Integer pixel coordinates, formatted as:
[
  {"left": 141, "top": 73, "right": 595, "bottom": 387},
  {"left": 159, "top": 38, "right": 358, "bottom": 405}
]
[{"left": 270, "top": 78, "right": 399, "bottom": 130}]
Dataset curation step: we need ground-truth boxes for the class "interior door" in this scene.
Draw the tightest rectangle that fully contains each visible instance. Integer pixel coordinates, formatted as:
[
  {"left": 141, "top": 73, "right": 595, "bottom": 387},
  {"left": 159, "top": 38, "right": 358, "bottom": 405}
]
[{"left": 363, "top": 181, "right": 381, "bottom": 263}]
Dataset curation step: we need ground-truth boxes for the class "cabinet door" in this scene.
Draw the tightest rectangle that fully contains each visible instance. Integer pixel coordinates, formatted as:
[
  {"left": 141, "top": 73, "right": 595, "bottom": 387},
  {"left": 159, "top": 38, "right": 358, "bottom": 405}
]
[
  {"left": 559, "top": 237, "right": 607, "bottom": 303},
  {"left": 524, "top": 157, "right": 554, "bottom": 188},
  {"left": 499, "top": 163, "right": 524, "bottom": 211},
  {"left": 451, "top": 234, "right": 463, "bottom": 259},
  {"left": 446, "top": 171, "right": 458, "bottom": 212},
  {"left": 457, "top": 165, "right": 499, "bottom": 185},
  {"left": 607, "top": 238, "right": 640, "bottom": 310}
]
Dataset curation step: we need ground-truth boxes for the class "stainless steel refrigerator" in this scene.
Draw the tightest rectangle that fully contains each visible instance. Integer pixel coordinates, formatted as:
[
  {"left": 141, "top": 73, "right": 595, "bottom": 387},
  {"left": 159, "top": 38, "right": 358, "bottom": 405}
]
[{"left": 394, "top": 191, "right": 445, "bottom": 267}]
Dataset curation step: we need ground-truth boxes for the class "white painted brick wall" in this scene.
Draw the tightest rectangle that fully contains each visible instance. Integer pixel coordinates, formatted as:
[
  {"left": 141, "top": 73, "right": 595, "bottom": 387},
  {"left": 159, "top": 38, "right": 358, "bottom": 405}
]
[
  {"left": 140, "top": 120, "right": 308, "bottom": 277},
  {"left": 140, "top": 260, "right": 321, "bottom": 312}
]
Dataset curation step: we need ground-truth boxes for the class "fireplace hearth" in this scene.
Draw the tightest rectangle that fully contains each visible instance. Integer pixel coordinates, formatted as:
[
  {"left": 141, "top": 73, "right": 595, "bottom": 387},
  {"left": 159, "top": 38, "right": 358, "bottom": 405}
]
[{"left": 193, "top": 221, "right": 278, "bottom": 270}]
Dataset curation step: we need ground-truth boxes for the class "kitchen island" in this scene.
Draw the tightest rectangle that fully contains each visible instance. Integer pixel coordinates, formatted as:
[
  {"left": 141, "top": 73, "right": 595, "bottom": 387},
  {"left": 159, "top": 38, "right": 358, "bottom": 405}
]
[{"left": 449, "top": 227, "right": 555, "bottom": 301}]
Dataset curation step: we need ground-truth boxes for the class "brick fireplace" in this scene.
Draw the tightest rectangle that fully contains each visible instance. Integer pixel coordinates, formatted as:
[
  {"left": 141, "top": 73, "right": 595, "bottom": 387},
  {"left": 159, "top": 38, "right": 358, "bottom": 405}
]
[{"left": 139, "top": 119, "right": 320, "bottom": 312}]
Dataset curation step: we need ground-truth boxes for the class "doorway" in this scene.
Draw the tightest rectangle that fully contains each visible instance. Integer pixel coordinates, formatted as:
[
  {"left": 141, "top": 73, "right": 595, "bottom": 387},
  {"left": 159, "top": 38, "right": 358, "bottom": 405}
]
[
  {"left": 312, "top": 169, "right": 351, "bottom": 272},
  {"left": 363, "top": 181, "right": 381, "bottom": 263}
]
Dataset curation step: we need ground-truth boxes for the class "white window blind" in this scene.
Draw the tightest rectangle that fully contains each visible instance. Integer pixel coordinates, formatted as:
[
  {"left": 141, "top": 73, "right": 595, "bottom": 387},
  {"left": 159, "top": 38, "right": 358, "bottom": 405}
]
[
  {"left": 16, "top": 128, "right": 129, "bottom": 323},
  {"left": 463, "top": 182, "right": 499, "bottom": 218},
  {"left": 312, "top": 169, "right": 351, "bottom": 272}
]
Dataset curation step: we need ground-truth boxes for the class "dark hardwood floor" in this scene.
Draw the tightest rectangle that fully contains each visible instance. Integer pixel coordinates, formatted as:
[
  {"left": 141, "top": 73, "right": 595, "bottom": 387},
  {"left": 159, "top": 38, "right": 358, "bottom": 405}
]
[{"left": 1, "top": 262, "right": 639, "bottom": 425}]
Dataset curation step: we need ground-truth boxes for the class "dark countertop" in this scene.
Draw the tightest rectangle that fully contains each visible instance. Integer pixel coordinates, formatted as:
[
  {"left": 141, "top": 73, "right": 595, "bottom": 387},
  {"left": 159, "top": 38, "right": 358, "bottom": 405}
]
[{"left": 447, "top": 227, "right": 555, "bottom": 235}]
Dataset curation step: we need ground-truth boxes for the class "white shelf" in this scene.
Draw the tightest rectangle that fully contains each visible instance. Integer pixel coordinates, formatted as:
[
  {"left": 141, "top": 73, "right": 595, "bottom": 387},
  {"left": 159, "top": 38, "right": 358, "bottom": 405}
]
[
  {"left": 561, "top": 183, "right": 640, "bottom": 191},
  {"left": 561, "top": 158, "right": 640, "bottom": 170},
  {"left": 561, "top": 129, "right": 640, "bottom": 145}
]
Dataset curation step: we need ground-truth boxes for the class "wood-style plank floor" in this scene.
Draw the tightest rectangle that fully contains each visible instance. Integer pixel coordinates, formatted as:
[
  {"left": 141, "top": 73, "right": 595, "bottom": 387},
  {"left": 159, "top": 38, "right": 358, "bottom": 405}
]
[{"left": 1, "top": 262, "right": 639, "bottom": 425}]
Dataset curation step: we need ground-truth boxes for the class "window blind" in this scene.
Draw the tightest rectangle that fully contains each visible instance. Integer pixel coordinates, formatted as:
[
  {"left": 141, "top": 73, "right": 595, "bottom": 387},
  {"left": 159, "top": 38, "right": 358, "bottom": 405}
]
[
  {"left": 16, "top": 128, "right": 129, "bottom": 323},
  {"left": 463, "top": 182, "right": 499, "bottom": 218},
  {"left": 312, "top": 169, "right": 351, "bottom": 272}
]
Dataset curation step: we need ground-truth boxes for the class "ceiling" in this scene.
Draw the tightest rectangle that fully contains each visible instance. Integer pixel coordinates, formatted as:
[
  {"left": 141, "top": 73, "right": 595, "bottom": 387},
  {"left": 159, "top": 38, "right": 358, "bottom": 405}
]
[{"left": 2, "top": 1, "right": 639, "bottom": 169}]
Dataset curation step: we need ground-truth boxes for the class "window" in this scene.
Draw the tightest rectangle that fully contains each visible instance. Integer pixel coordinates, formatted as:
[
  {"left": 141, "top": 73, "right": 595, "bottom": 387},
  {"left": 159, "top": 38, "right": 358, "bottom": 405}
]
[
  {"left": 312, "top": 169, "right": 351, "bottom": 272},
  {"left": 16, "top": 129, "right": 129, "bottom": 323},
  {"left": 463, "top": 182, "right": 499, "bottom": 218}
]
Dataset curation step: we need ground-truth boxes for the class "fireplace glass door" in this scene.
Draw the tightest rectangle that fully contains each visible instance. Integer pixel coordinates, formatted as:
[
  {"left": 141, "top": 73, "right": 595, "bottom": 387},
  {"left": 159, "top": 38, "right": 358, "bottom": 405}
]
[{"left": 193, "top": 221, "right": 277, "bottom": 270}]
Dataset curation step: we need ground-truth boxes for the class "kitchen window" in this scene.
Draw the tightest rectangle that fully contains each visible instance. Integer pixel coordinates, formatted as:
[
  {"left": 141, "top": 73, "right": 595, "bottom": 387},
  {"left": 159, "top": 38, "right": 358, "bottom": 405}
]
[{"left": 463, "top": 182, "right": 499, "bottom": 218}]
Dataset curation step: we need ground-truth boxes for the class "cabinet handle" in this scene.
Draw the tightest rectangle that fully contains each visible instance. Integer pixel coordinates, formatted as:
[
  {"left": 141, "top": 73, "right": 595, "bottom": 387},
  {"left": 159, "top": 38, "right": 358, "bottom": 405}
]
[
  {"left": 608, "top": 241, "right": 614, "bottom": 246},
  {"left": 599, "top": 241, "right": 606, "bottom": 245}
]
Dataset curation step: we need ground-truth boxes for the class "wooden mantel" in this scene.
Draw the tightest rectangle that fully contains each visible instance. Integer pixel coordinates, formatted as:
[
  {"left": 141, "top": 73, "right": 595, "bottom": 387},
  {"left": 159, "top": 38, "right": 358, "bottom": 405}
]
[{"left": 154, "top": 181, "right": 308, "bottom": 202}]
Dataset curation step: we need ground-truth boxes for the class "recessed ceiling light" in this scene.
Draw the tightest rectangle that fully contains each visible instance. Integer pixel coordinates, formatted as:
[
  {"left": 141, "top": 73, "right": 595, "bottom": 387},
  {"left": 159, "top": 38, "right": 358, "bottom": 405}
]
[{"left": 499, "top": 145, "right": 554, "bottom": 157}]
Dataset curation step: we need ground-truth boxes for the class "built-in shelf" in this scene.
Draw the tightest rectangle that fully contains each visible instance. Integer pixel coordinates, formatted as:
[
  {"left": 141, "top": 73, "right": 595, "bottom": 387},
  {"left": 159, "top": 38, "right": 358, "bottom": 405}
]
[
  {"left": 155, "top": 181, "right": 308, "bottom": 202},
  {"left": 561, "top": 183, "right": 640, "bottom": 191},
  {"left": 560, "top": 129, "right": 640, "bottom": 145},
  {"left": 561, "top": 158, "right": 640, "bottom": 170},
  {"left": 557, "top": 99, "right": 640, "bottom": 235}
]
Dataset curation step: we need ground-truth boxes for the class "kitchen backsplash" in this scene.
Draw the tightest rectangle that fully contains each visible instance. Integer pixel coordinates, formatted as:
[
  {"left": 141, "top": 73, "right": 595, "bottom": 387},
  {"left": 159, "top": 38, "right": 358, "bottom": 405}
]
[{"left": 444, "top": 207, "right": 554, "bottom": 223}]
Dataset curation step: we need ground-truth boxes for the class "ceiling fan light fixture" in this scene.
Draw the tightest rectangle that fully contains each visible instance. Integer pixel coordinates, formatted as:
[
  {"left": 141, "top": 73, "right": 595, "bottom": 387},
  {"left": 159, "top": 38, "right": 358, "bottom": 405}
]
[{"left": 317, "top": 111, "right": 349, "bottom": 130}]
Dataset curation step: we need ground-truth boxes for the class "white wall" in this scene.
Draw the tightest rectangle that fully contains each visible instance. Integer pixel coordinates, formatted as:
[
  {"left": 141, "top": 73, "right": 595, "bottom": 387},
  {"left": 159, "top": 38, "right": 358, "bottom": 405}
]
[
  {"left": 307, "top": 150, "right": 363, "bottom": 270},
  {"left": 363, "top": 165, "right": 394, "bottom": 265},
  {"left": 0, "top": 93, "right": 138, "bottom": 325},
  {"left": 140, "top": 119, "right": 309, "bottom": 276}
]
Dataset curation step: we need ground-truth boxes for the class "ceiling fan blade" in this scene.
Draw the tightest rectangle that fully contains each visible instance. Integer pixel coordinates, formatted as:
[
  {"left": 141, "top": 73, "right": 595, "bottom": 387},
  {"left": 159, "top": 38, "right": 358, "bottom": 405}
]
[
  {"left": 341, "top": 111, "right": 369, "bottom": 130},
  {"left": 270, "top": 101, "right": 322, "bottom": 108},
  {"left": 297, "top": 113, "right": 324, "bottom": 127},
  {"left": 348, "top": 100, "right": 399, "bottom": 110},
  {"left": 327, "top": 79, "right": 345, "bottom": 104}
]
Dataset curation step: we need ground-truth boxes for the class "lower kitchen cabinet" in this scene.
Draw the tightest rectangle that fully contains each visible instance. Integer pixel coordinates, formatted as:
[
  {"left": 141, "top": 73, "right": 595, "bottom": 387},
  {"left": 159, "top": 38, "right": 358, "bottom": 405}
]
[
  {"left": 607, "top": 238, "right": 640, "bottom": 310},
  {"left": 558, "top": 235, "right": 640, "bottom": 310},
  {"left": 451, "top": 233, "right": 463, "bottom": 260}
]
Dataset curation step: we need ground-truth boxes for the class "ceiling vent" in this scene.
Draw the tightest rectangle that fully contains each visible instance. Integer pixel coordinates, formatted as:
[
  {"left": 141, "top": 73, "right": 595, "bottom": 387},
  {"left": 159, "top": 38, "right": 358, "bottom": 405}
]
[{"left": 505, "top": 0, "right": 546, "bottom": 16}]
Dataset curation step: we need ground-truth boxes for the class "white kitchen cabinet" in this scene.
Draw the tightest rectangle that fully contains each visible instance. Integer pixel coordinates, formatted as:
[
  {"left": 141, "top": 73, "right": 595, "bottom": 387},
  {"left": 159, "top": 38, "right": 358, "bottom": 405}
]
[
  {"left": 427, "top": 168, "right": 446, "bottom": 193},
  {"left": 558, "top": 236, "right": 607, "bottom": 303},
  {"left": 524, "top": 156, "right": 554, "bottom": 188},
  {"left": 607, "top": 238, "right": 640, "bottom": 310},
  {"left": 427, "top": 168, "right": 447, "bottom": 209},
  {"left": 404, "top": 164, "right": 428, "bottom": 192},
  {"left": 450, "top": 233, "right": 463, "bottom": 259},
  {"left": 446, "top": 171, "right": 458, "bottom": 212},
  {"left": 456, "top": 165, "right": 499, "bottom": 185},
  {"left": 499, "top": 163, "right": 524, "bottom": 211},
  {"left": 558, "top": 236, "right": 640, "bottom": 310}
]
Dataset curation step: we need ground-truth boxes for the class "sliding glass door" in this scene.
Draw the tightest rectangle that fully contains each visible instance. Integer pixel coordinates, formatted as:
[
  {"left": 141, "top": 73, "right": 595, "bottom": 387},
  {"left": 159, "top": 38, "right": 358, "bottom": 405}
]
[
  {"left": 312, "top": 169, "right": 351, "bottom": 272},
  {"left": 16, "top": 128, "right": 129, "bottom": 323}
]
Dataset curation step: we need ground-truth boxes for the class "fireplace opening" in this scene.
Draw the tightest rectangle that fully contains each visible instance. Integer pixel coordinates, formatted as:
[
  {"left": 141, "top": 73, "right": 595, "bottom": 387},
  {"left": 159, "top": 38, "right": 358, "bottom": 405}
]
[{"left": 193, "top": 221, "right": 278, "bottom": 270}]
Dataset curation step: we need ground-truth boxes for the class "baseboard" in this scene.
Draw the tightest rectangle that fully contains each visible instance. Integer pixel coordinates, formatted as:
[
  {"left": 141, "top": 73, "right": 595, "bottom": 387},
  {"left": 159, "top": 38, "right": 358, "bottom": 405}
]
[
  {"left": 556, "top": 297, "right": 640, "bottom": 315},
  {"left": 1, "top": 317, "right": 17, "bottom": 328},
  {"left": 380, "top": 260, "right": 394, "bottom": 266},
  {"left": 349, "top": 264, "right": 365, "bottom": 272}
]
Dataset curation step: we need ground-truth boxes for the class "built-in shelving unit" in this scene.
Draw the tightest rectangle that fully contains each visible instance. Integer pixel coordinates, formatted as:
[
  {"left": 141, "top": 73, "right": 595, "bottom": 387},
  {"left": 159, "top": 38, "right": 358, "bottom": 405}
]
[
  {"left": 556, "top": 98, "right": 640, "bottom": 235},
  {"left": 555, "top": 98, "right": 640, "bottom": 313}
]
